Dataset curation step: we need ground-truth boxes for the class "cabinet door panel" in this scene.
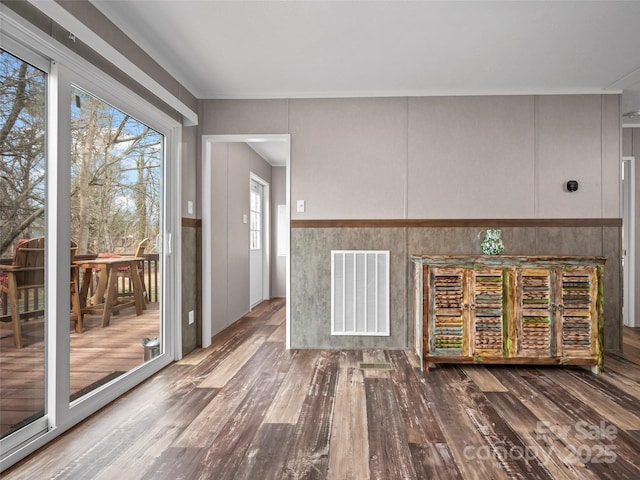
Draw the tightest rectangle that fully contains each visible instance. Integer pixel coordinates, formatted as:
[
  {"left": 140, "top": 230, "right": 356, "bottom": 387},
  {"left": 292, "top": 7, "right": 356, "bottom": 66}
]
[
  {"left": 559, "top": 266, "right": 597, "bottom": 357},
  {"left": 472, "top": 268, "right": 506, "bottom": 356},
  {"left": 429, "top": 267, "right": 468, "bottom": 356},
  {"left": 516, "top": 268, "right": 553, "bottom": 357}
]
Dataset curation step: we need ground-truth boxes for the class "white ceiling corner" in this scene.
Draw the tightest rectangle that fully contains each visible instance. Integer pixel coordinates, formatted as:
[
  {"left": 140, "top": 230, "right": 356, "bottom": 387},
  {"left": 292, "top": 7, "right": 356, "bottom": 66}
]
[{"left": 247, "top": 140, "right": 289, "bottom": 167}]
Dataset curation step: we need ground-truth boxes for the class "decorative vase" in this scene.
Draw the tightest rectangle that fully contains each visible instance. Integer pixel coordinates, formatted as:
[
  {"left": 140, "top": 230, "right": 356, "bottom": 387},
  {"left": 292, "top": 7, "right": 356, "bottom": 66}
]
[{"left": 480, "top": 229, "right": 504, "bottom": 255}]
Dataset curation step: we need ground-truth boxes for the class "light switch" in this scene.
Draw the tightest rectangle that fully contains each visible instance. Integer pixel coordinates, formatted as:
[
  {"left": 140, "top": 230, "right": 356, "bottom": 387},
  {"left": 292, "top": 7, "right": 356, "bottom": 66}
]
[
  {"left": 243, "top": 214, "right": 248, "bottom": 223},
  {"left": 187, "top": 201, "right": 193, "bottom": 214},
  {"left": 296, "top": 200, "right": 305, "bottom": 213}
]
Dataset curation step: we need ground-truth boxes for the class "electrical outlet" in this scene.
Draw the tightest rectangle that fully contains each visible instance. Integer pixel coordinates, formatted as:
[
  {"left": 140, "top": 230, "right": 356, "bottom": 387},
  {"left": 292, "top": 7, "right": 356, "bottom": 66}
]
[
  {"left": 296, "top": 200, "right": 305, "bottom": 213},
  {"left": 188, "top": 310, "right": 194, "bottom": 325}
]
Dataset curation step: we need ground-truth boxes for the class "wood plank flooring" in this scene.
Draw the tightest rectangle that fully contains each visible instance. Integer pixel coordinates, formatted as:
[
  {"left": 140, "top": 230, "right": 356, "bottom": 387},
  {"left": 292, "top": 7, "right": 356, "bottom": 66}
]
[
  {"left": 0, "top": 306, "right": 160, "bottom": 436},
  {"left": 3, "top": 298, "right": 640, "bottom": 479}
]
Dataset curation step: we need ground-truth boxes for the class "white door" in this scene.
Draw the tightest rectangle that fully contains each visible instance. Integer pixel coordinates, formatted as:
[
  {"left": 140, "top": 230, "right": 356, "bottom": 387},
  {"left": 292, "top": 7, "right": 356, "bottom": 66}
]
[
  {"left": 622, "top": 157, "right": 636, "bottom": 327},
  {"left": 250, "top": 179, "right": 264, "bottom": 308}
]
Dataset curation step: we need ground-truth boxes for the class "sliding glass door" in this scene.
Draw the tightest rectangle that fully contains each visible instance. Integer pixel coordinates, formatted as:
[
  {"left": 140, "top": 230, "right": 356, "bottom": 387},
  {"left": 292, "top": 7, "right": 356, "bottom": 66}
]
[
  {"left": 1, "top": 18, "right": 180, "bottom": 467},
  {"left": 68, "top": 86, "right": 164, "bottom": 401}
]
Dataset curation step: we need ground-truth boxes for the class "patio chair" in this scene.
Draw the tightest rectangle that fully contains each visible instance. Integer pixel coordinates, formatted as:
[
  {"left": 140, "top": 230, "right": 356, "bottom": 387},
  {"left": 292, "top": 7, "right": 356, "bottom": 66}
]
[{"left": 0, "top": 238, "right": 83, "bottom": 348}]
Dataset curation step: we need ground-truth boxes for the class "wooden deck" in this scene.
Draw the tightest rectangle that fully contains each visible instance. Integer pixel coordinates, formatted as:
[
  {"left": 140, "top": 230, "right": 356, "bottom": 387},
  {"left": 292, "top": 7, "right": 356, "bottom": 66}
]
[
  {"left": 0, "top": 304, "right": 160, "bottom": 437},
  {"left": 3, "top": 298, "right": 640, "bottom": 479}
]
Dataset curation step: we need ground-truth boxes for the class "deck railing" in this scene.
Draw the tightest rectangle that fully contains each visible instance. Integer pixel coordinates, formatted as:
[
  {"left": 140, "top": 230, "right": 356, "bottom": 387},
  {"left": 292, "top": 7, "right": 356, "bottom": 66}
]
[
  {"left": 134, "top": 254, "right": 160, "bottom": 303},
  {"left": 75, "top": 254, "right": 161, "bottom": 304},
  {"left": 0, "top": 254, "right": 160, "bottom": 322}
]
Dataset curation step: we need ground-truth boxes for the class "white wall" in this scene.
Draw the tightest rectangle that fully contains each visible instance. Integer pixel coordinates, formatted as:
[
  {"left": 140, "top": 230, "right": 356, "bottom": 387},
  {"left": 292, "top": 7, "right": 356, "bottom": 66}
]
[
  {"left": 289, "top": 98, "right": 408, "bottom": 218},
  {"left": 271, "top": 166, "right": 286, "bottom": 298},
  {"left": 181, "top": 126, "right": 198, "bottom": 219},
  {"left": 622, "top": 127, "right": 640, "bottom": 324},
  {"left": 285, "top": 95, "right": 621, "bottom": 220},
  {"left": 408, "top": 96, "right": 535, "bottom": 218},
  {"left": 536, "top": 95, "right": 620, "bottom": 218},
  {"left": 200, "top": 95, "right": 620, "bottom": 222},
  {"left": 210, "top": 142, "right": 272, "bottom": 336}
]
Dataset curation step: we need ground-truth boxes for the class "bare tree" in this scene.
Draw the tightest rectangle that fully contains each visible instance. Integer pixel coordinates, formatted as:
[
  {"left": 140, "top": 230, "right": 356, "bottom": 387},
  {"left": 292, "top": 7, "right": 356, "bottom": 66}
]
[
  {"left": 70, "top": 88, "right": 162, "bottom": 255},
  {"left": 75, "top": 96, "right": 99, "bottom": 252},
  {"left": 136, "top": 152, "right": 148, "bottom": 241},
  {"left": 2, "top": 52, "right": 162, "bottom": 259},
  {"left": 0, "top": 52, "right": 46, "bottom": 256}
]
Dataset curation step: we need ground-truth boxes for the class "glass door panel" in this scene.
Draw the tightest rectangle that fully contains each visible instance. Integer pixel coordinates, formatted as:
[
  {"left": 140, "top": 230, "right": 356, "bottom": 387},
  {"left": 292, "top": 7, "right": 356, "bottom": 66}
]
[
  {"left": 0, "top": 49, "right": 47, "bottom": 438},
  {"left": 69, "top": 86, "right": 163, "bottom": 400}
]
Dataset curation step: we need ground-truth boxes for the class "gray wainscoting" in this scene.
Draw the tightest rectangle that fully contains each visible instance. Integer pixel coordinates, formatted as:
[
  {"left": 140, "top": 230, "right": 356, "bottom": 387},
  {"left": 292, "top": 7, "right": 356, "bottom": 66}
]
[
  {"left": 290, "top": 224, "right": 622, "bottom": 352},
  {"left": 182, "top": 219, "right": 202, "bottom": 355},
  {"left": 291, "top": 228, "right": 408, "bottom": 349}
]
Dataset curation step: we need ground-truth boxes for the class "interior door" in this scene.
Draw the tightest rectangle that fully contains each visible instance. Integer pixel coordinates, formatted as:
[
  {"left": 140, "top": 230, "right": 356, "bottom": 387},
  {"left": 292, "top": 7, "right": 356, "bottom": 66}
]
[{"left": 249, "top": 179, "right": 264, "bottom": 308}]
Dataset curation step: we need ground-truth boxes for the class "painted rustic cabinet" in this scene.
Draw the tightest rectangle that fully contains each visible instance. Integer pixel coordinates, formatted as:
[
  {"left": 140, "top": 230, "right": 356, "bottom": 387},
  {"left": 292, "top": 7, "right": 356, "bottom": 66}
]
[{"left": 411, "top": 256, "right": 605, "bottom": 373}]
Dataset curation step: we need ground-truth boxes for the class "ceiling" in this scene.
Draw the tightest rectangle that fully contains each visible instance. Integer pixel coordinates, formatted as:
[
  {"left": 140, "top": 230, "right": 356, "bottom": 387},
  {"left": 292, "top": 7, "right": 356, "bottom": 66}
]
[
  {"left": 246, "top": 138, "right": 289, "bottom": 167},
  {"left": 90, "top": 0, "right": 640, "bottom": 165}
]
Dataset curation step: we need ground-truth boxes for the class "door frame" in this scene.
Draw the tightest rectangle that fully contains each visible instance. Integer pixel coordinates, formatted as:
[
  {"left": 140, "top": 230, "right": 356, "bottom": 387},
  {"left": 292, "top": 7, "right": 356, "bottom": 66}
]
[
  {"left": 622, "top": 156, "right": 636, "bottom": 327},
  {"left": 202, "top": 134, "right": 291, "bottom": 349}
]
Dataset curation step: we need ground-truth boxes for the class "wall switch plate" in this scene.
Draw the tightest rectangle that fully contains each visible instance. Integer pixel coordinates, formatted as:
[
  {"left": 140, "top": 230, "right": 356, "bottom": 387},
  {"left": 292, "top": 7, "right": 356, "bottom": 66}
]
[
  {"left": 187, "top": 201, "right": 193, "bottom": 214},
  {"left": 188, "top": 310, "right": 194, "bottom": 325},
  {"left": 243, "top": 214, "right": 248, "bottom": 223},
  {"left": 296, "top": 200, "right": 305, "bottom": 213}
]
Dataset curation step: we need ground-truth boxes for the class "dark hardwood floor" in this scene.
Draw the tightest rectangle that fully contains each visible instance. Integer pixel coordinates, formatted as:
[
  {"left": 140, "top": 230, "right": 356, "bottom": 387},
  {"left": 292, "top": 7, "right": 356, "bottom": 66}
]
[{"left": 3, "top": 298, "right": 640, "bottom": 479}]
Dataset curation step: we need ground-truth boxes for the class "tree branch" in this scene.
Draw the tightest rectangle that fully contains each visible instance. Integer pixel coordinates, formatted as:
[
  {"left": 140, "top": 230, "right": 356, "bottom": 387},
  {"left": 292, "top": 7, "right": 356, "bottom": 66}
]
[{"left": 0, "top": 62, "right": 28, "bottom": 148}]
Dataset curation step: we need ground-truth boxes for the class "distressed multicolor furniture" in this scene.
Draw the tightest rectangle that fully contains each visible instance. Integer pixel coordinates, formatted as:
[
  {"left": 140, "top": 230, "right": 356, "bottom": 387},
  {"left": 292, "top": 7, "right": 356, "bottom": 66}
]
[{"left": 411, "top": 255, "right": 605, "bottom": 373}]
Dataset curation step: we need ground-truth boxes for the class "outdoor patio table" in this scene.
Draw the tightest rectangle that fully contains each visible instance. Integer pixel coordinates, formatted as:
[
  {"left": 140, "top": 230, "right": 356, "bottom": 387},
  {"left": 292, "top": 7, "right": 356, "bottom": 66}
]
[{"left": 74, "top": 257, "right": 145, "bottom": 327}]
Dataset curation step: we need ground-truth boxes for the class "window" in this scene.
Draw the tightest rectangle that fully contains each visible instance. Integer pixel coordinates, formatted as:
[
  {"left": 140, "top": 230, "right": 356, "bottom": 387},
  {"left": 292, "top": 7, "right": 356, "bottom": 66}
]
[
  {"left": 250, "top": 182, "right": 261, "bottom": 250},
  {"left": 0, "top": 48, "right": 47, "bottom": 440}
]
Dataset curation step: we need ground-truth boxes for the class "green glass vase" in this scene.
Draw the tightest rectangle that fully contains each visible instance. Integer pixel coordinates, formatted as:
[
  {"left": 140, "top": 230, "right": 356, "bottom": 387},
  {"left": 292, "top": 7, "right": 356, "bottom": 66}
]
[{"left": 481, "top": 229, "right": 504, "bottom": 255}]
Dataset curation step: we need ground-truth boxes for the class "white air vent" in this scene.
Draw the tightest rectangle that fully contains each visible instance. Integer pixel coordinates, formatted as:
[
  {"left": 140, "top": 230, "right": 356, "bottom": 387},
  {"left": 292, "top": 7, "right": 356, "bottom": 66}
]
[{"left": 331, "top": 250, "right": 390, "bottom": 336}]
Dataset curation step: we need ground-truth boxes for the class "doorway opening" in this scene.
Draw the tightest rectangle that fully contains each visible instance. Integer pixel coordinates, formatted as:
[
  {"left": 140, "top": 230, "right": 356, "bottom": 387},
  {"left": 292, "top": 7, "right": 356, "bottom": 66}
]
[{"left": 202, "top": 134, "right": 291, "bottom": 349}]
